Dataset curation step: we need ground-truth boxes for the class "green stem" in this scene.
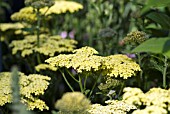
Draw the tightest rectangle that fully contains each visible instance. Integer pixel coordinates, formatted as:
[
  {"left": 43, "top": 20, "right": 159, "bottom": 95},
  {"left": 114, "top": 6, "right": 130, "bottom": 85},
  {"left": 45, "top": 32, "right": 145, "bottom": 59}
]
[
  {"left": 163, "top": 56, "right": 167, "bottom": 88},
  {"left": 78, "top": 75, "right": 84, "bottom": 93},
  {"left": 36, "top": 8, "right": 41, "bottom": 48},
  {"left": 118, "top": 81, "right": 125, "bottom": 98},
  {"left": 137, "top": 53, "right": 143, "bottom": 87},
  {"left": 83, "top": 75, "right": 88, "bottom": 91},
  {"left": 88, "top": 75, "right": 100, "bottom": 98},
  {"left": 66, "top": 69, "right": 79, "bottom": 83},
  {"left": 59, "top": 69, "right": 74, "bottom": 92}
]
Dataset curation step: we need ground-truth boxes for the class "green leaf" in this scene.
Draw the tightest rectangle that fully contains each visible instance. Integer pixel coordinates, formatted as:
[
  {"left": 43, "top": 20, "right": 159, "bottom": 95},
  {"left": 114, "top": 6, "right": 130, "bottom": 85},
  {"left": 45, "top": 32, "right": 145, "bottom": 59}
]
[
  {"left": 146, "top": 12, "right": 170, "bottom": 29},
  {"left": 132, "top": 37, "right": 170, "bottom": 58},
  {"left": 141, "top": 0, "right": 170, "bottom": 14}
]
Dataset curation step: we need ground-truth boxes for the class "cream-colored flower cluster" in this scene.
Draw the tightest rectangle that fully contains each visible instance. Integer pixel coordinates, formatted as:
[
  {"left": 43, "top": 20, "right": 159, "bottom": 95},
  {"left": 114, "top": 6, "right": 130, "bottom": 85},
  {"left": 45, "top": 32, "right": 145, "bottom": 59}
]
[
  {"left": 46, "top": 46, "right": 141, "bottom": 79},
  {"left": 87, "top": 100, "right": 136, "bottom": 114},
  {"left": 45, "top": 46, "right": 103, "bottom": 73},
  {"left": 55, "top": 92, "right": 91, "bottom": 114},
  {"left": 10, "top": 35, "right": 77, "bottom": 57},
  {"left": 11, "top": 7, "right": 37, "bottom": 23},
  {"left": 123, "top": 87, "right": 170, "bottom": 114},
  {"left": 42, "top": 0, "right": 83, "bottom": 15},
  {"left": 102, "top": 54, "right": 141, "bottom": 79},
  {"left": 0, "top": 72, "right": 51, "bottom": 111},
  {"left": 0, "top": 23, "right": 24, "bottom": 32},
  {"left": 123, "top": 31, "right": 148, "bottom": 45},
  {"left": 35, "top": 63, "right": 58, "bottom": 72}
]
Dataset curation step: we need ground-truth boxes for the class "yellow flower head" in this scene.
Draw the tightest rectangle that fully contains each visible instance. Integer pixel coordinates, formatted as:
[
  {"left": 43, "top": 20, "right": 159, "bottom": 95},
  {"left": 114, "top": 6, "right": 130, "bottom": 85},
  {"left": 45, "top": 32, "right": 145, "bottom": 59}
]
[
  {"left": 55, "top": 92, "right": 91, "bottom": 113},
  {"left": 0, "top": 72, "right": 50, "bottom": 111}
]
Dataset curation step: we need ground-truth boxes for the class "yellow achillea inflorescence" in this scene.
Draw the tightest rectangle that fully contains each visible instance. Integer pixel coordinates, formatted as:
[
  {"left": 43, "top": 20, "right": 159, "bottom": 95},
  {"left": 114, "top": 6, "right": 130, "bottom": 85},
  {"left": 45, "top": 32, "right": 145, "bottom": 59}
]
[
  {"left": 0, "top": 23, "right": 24, "bottom": 32},
  {"left": 102, "top": 54, "right": 141, "bottom": 79},
  {"left": 123, "top": 87, "right": 170, "bottom": 114},
  {"left": 11, "top": 7, "right": 37, "bottom": 23},
  {"left": 46, "top": 46, "right": 141, "bottom": 79},
  {"left": 87, "top": 100, "right": 136, "bottom": 114},
  {"left": 10, "top": 34, "right": 77, "bottom": 57},
  {"left": 35, "top": 63, "right": 58, "bottom": 72},
  {"left": 0, "top": 72, "right": 50, "bottom": 111},
  {"left": 45, "top": 46, "right": 103, "bottom": 73},
  {"left": 55, "top": 92, "right": 91, "bottom": 114}
]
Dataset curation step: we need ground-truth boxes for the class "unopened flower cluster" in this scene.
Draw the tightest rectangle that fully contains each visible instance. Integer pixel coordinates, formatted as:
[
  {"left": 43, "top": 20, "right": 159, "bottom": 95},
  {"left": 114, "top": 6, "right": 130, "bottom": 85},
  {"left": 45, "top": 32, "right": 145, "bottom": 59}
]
[
  {"left": 55, "top": 92, "right": 91, "bottom": 114},
  {"left": 87, "top": 100, "right": 136, "bottom": 114},
  {"left": 0, "top": 72, "right": 51, "bottom": 111},
  {"left": 123, "top": 31, "right": 148, "bottom": 45},
  {"left": 46, "top": 46, "right": 141, "bottom": 79},
  {"left": 123, "top": 87, "right": 170, "bottom": 114},
  {"left": 10, "top": 34, "right": 77, "bottom": 57}
]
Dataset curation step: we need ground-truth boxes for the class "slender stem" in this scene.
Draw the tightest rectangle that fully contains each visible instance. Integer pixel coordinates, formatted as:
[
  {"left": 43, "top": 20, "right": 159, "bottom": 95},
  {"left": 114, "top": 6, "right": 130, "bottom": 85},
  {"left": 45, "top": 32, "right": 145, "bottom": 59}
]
[
  {"left": 163, "top": 56, "right": 167, "bottom": 88},
  {"left": 137, "top": 53, "right": 143, "bottom": 87},
  {"left": 59, "top": 69, "right": 74, "bottom": 92},
  {"left": 36, "top": 8, "right": 41, "bottom": 47},
  {"left": 83, "top": 75, "right": 88, "bottom": 91},
  {"left": 88, "top": 75, "right": 100, "bottom": 98},
  {"left": 66, "top": 69, "right": 79, "bottom": 83},
  {"left": 118, "top": 81, "right": 125, "bottom": 98},
  {"left": 78, "top": 75, "right": 84, "bottom": 93}
]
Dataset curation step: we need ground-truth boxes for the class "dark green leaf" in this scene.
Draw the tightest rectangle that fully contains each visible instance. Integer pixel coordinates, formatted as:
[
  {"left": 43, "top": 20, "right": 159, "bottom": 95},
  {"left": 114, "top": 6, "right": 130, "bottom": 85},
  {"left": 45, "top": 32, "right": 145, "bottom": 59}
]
[
  {"left": 146, "top": 12, "right": 170, "bottom": 29},
  {"left": 132, "top": 37, "right": 170, "bottom": 58}
]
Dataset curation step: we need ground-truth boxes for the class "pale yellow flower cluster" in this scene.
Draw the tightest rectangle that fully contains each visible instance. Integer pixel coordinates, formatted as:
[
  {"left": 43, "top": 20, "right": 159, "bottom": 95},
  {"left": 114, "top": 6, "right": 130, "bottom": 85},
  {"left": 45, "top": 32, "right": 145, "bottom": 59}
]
[
  {"left": 42, "top": 0, "right": 83, "bottom": 15},
  {"left": 123, "top": 87, "right": 170, "bottom": 114},
  {"left": 10, "top": 35, "right": 77, "bottom": 57},
  {"left": 46, "top": 46, "right": 141, "bottom": 79},
  {"left": 55, "top": 92, "right": 91, "bottom": 114},
  {"left": 45, "top": 46, "right": 103, "bottom": 73},
  {"left": 87, "top": 100, "right": 136, "bottom": 114},
  {"left": 102, "top": 54, "right": 141, "bottom": 79},
  {"left": 0, "top": 72, "right": 51, "bottom": 111},
  {"left": 35, "top": 63, "right": 58, "bottom": 72},
  {"left": 0, "top": 23, "right": 24, "bottom": 32},
  {"left": 11, "top": 7, "right": 37, "bottom": 23}
]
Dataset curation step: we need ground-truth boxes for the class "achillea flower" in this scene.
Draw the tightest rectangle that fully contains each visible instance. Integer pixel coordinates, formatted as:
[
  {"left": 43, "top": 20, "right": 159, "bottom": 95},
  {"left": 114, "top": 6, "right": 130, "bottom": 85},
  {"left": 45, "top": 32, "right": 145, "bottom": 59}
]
[
  {"left": 102, "top": 54, "right": 141, "bottom": 79},
  {"left": 10, "top": 35, "right": 77, "bottom": 57},
  {"left": 0, "top": 23, "right": 24, "bottom": 32},
  {"left": 123, "top": 31, "right": 148, "bottom": 45},
  {"left": 123, "top": 87, "right": 170, "bottom": 114},
  {"left": 55, "top": 92, "right": 91, "bottom": 114},
  {"left": 35, "top": 64, "right": 58, "bottom": 72},
  {"left": 0, "top": 72, "right": 50, "bottom": 111},
  {"left": 42, "top": 0, "right": 83, "bottom": 15},
  {"left": 87, "top": 100, "right": 136, "bottom": 114}
]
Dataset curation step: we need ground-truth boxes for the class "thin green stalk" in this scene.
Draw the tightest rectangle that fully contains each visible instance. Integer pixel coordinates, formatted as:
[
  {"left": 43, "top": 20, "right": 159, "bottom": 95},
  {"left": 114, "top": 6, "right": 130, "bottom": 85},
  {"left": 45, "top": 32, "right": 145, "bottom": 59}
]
[
  {"left": 83, "top": 75, "right": 88, "bottom": 91},
  {"left": 78, "top": 75, "right": 84, "bottom": 93},
  {"left": 118, "top": 81, "right": 125, "bottom": 98},
  {"left": 59, "top": 69, "right": 74, "bottom": 92},
  {"left": 137, "top": 53, "right": 143, "bottom": 87},
  {"left": 66, "top": 69, "right": 79, "bottom": 83},
  {"left": 163, "top": 56, "right": 167, "bottom": 88},
  {"left": 88, "top": 75, "right": 100, "bottom": 98}
]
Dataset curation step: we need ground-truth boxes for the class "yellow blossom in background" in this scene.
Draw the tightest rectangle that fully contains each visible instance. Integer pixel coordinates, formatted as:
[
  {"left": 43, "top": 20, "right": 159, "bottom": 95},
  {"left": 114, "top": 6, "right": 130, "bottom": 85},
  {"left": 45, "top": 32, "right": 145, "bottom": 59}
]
[
  {"left": 0, "top": 72, "right": 51, "bottom": 111},
  {"left": 87, "top": 100, "right": 136, "bottom": 114},
  {"left": 11, "top": 7, "right": 37, "bottom": 23},
  {"left": 55, "top": 92, "right": 91, "bottom": 114},
  {"left": 10, "top": 34, "right": 77, "bottom": 57},
  {"left": 35, "top": 63, "right": 58, "bottom": 72},
  {"left": 41, "top": 0, "right": 83, "bottom": 15},
  {"left": 102, "top": 54, "right": 141, "bottom": 79},
  {"left": 123, "top": 87, "right": 170, "bottom": 114},
  {"left": 0, "top": 22, "right": 24, "bottom": 32}
]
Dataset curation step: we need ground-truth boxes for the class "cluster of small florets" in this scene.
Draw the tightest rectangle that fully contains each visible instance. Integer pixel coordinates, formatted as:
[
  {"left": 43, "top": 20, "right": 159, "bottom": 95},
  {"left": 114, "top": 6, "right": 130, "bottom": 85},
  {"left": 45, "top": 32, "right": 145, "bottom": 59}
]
[
  {"left": 25, "top": 0, "right": 54, "bottom": 9},
  {"left": 46, "top": 46, "right": 141, "bottom": 79},
  {"left": 123, "top": 87, "right": 170, "bottom": 114},
  {"left": 87, "top": 100, "right": 136, "bottom": 114},
  {"left": 55, "top": 92, "right": 91, "bottom": 114},
  {"left": 123, "top": 31, "right": 148, "bottom": 45},
  {"left": 10, "top": 34, "right": 77, "bottom": 57},
  {"left": 0, "top": 72, "right": 50, "bottom": 111}
]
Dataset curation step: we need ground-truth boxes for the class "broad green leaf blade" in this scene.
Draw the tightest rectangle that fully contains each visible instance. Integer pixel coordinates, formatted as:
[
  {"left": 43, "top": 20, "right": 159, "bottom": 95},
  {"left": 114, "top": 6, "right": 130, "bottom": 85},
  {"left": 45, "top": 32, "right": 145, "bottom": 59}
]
[
  {"left": 146, "top": 12, "right": 170, "bottom": 29},
  {"left": 132, "top": 37, "right": 170, "bottom": 57},
  {"left": 141, "top": 0, "right": 170, "bottom": 14}
]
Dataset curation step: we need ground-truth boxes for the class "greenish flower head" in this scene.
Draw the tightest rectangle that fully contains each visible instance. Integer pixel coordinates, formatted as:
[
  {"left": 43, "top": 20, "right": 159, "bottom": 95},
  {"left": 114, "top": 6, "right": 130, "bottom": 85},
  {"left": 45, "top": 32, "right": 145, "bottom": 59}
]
[
  {"left": 123, "top": 31, "right": 148, "bottom": 45},
  {"left": 55, "top": 92, "right": 91, "bottom": 114},
  {"left": 25, "top": 0, "right": 54, "bottom": 9}
]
